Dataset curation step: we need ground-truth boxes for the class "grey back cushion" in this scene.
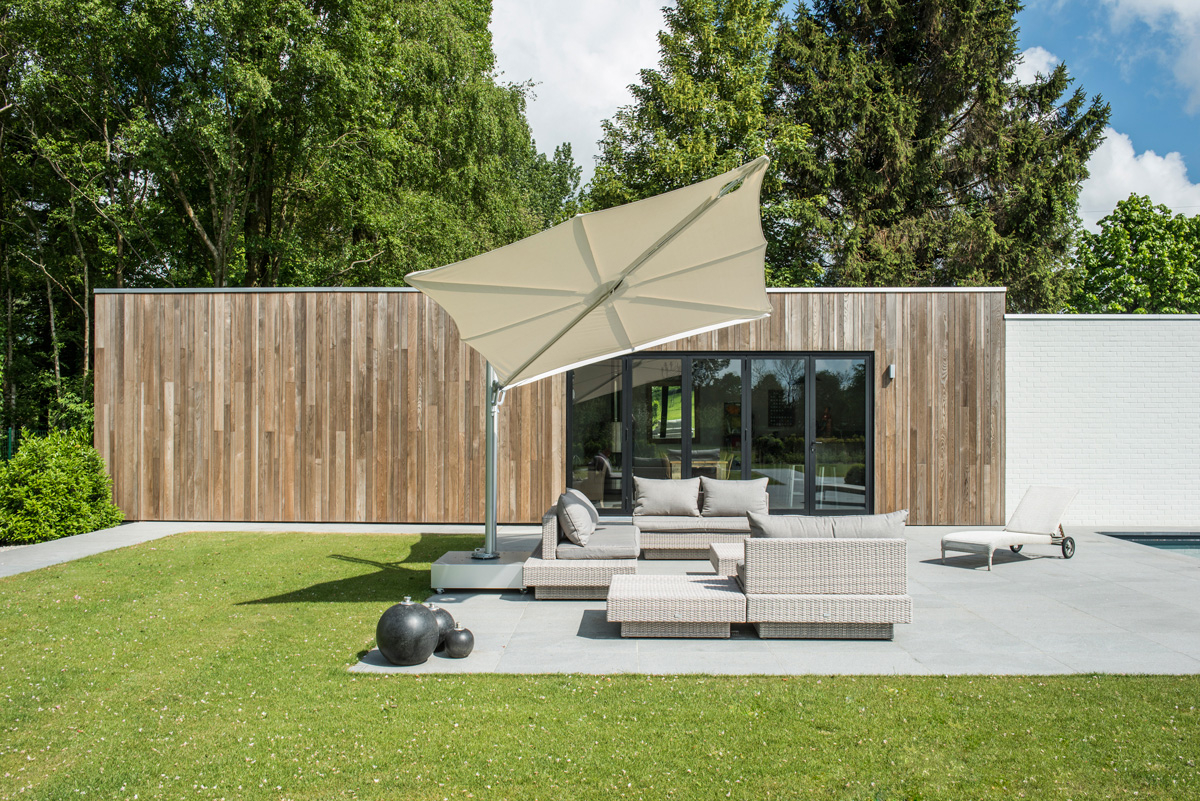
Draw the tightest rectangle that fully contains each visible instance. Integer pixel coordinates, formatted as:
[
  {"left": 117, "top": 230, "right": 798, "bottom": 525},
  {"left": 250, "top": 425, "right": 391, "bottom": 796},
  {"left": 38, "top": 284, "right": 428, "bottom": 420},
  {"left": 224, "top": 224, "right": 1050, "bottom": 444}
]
[
  {"left": 557, "top": 488, "right": 599, "bottom": 545},
  {"left": 747, "top": 511, "right": 835, "bottom": 538},
  {"left": 832, "top": 510, "right": 908, "bottom": 538},
  {"left": 633, "top": 477, "right": 701, "bottom": 516},
  {"left": 700, "top": 476, "right": 769, "bottom": 517}
]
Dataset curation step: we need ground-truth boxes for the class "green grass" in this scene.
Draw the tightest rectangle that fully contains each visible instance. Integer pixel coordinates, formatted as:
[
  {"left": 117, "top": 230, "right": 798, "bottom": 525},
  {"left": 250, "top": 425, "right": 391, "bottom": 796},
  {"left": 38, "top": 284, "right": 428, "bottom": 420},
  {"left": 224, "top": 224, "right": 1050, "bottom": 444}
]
[{"left": 1, "top": 532, "right": 1198, "bottom": 800}]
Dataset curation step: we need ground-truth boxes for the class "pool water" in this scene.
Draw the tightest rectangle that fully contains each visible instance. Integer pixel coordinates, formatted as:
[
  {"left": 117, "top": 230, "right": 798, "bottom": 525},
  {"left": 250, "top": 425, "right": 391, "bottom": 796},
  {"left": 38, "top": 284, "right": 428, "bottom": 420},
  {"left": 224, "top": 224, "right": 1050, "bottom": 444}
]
[{"left": 1100, "top": 532, "right": 1200, "bottom": 558}]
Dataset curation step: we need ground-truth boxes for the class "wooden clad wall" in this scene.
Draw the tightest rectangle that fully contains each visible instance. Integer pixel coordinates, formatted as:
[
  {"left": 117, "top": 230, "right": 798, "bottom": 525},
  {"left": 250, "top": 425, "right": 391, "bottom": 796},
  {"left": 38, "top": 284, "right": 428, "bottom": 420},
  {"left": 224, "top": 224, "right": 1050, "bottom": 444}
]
[
  {"left": 646, "top": 290, "right": 1006, "bottom": 525},
  {"left": 93, "top": 291, "right": 565, "bottom": 523},
  {"left": 94, "top": 288, "right": 1003, "bottom": 525}
]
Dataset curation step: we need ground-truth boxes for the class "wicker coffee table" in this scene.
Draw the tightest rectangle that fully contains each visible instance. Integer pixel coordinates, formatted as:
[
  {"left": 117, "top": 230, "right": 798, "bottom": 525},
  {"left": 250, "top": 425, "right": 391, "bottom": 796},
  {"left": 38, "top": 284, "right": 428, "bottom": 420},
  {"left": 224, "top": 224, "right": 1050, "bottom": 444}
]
[
  {"left": 606, "top": 574, "right": 746, "bottom": 638},
  {"left": 708, "top": 542, "right": 744, "bottom": 576}
]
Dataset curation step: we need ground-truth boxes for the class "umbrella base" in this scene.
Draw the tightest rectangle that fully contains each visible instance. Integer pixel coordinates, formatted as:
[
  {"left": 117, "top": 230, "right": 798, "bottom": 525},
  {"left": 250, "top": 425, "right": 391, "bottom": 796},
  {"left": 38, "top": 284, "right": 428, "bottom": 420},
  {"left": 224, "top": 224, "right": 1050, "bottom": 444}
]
[{"left": 431, "top": 550, "right": 526, "bottom": 593}]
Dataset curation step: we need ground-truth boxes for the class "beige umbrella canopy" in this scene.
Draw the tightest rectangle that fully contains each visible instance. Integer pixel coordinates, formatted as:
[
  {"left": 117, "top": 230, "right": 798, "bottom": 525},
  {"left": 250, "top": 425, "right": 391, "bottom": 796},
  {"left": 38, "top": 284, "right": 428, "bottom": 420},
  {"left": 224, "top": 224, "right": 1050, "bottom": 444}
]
[
  {"left": 406, "top": 157, "right": 772, "bottom": 558},
  {"left": 406, "top": 157, "right": 772, "bottom": 390}
]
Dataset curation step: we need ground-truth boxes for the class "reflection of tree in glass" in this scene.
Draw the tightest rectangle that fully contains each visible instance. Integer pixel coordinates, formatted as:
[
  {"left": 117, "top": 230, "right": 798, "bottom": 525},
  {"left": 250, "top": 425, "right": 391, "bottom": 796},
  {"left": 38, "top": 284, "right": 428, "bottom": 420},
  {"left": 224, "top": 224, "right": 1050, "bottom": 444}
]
[
  {"left": 691, "top": 359, "right": 733, "bottom": 388},
  {"left": 752, "top": 359, "right": 804, "bottom": 405}
]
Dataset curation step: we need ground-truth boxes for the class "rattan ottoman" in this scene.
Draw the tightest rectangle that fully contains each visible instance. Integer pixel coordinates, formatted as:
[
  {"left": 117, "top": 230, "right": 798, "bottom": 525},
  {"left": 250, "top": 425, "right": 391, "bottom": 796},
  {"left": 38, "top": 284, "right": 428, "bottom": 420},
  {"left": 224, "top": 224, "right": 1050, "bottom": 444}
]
[
  {"left": 522, "top": 556, "right": 636, "bottom": 599},
  {"left": 708, "top": 542, "right": 744, "bottom": 576},
  {"left": 606, "top": 574, "right": 747, "bottom": 638}
]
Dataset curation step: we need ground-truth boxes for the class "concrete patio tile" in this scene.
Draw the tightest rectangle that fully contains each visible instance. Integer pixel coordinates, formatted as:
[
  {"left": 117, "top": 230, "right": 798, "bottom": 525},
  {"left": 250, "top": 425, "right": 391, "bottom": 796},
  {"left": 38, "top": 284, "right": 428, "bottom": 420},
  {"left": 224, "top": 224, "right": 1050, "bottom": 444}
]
[
  {"left": 911, "top": 651, "right": 1074, "bottom": 675},
  {"left": 636, "top": 648, "right": 785, "bottom": 675},
  {"left": 1046, "top": 650, "right": 1200, "bottom": 675}
]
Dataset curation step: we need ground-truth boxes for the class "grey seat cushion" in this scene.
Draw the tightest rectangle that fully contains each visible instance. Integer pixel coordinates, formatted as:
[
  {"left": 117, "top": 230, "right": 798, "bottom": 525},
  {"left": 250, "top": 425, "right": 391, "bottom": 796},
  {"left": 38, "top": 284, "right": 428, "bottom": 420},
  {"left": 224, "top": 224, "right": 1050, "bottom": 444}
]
[
  {"left": 748, "top": 511, "right": 835, "bottom": 538},
  {"left": 633, "top": 476, "right": 701, "bottom": 516},
  {"left": 700, "top": 476, "right": 769, "bottom": 516},
  {"left": 831, "top": 510, "right": 908, "bottom": 538},
  {"left": 635, "top": 515, "right": 751, "bottom": 533},
  {"left": 557, "top": 488, "right": 600, "bottom": 545},
  {"left": 747, "top": 510, "right": 907, "bottom": 539},
  {"left": 555, "top": 524, "right": 640, "bottom": 560}
]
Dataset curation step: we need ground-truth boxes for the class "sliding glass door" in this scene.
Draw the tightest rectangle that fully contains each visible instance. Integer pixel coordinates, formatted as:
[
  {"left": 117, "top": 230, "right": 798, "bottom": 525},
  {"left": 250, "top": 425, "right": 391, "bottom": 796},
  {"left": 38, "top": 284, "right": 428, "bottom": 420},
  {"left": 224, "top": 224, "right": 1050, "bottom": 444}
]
[{"left": 568, "top": 352, "right": 872, "bottom": 514}]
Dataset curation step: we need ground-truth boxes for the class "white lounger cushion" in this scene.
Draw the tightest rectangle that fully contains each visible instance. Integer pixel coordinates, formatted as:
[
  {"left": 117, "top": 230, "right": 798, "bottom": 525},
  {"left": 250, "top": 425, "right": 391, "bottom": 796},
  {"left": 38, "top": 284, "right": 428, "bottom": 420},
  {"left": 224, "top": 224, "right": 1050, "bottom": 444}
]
[{"left": 941, "top": 530, "right": 1055, "bottom": 549}]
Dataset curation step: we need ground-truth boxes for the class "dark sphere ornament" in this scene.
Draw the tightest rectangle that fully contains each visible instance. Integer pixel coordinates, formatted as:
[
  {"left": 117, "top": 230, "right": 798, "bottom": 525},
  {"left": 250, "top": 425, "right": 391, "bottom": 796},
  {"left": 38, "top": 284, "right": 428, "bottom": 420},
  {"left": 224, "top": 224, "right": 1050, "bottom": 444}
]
[
  {"left": 376, "top": 597, "right": 439, "bottom": 666},
  {"left": 444, "top": 624, "right": 474, "bottom": 659},
  {"left": 425, "top": 603, "right": 455, "bottom": 651}
]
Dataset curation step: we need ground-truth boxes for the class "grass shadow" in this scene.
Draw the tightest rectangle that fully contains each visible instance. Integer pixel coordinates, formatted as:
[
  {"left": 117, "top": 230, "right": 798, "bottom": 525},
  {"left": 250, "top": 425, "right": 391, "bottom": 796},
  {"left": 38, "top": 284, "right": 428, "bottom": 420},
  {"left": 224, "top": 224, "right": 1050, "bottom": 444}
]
[{"left": 239, "top": 533, "right": 480, "bottom": 605}]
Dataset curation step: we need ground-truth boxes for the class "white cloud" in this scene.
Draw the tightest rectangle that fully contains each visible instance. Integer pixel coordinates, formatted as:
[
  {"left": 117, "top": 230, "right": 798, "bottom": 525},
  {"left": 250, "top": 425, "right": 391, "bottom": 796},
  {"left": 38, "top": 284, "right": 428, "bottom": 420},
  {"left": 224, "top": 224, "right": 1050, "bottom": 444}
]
[
  {"left": 490, "top": 1, "right": 667, "bottom": 183},
  {"left": 1014, "top": 46, "right": 1059, "bottom": 84},
  {"left": 1103, "top": 0, "right": 1200, "bottom": 112},
  {"left": 1079, "top": 126, "right": 1200, "bottom": 228}
]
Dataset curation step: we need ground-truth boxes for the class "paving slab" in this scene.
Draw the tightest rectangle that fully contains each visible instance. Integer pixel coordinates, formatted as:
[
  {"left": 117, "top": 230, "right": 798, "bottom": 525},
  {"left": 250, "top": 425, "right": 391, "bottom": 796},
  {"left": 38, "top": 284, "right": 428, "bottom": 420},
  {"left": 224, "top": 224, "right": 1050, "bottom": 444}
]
[
  {"left": 6, "top": 520, "right": 1200, "bottom": 675},
  {"left": 354, "top": 525, "right": 1200, "bottom": 676}
]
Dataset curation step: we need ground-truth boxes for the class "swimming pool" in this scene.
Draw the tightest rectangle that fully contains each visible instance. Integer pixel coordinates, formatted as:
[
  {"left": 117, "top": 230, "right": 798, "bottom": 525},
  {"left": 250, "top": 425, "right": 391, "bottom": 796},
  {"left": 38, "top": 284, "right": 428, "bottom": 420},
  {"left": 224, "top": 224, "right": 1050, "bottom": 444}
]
[{"left": 1100, "top": 532, "right": 1200, "bottom": 559}]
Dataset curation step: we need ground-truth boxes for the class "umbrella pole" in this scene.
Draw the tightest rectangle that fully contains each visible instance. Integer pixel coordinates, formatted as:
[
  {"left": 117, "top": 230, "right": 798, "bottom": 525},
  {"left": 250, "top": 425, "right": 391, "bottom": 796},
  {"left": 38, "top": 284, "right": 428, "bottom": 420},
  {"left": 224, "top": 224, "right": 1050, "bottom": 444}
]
[{"left": 473, "top": 362, "right": 501, "bottom": 560}]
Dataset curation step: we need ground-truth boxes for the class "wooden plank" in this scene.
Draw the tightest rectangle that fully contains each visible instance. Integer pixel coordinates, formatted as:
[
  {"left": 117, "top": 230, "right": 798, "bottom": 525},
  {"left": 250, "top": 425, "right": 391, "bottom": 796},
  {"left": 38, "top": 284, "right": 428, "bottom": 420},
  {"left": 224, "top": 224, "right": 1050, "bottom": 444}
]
[{"left": 97, "top": 289, "right": 1005, "bottom": 525}]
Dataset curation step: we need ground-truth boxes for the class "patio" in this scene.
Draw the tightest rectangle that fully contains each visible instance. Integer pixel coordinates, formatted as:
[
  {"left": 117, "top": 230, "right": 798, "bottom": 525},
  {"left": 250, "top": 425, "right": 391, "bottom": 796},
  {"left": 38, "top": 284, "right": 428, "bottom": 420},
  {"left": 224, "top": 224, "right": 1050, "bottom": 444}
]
[
  {"left": 5, "top": 520, "right": 1199, "bottom": 675},
  {"left": 354, "top": 524, "right": 1200, "bottom": 675}
]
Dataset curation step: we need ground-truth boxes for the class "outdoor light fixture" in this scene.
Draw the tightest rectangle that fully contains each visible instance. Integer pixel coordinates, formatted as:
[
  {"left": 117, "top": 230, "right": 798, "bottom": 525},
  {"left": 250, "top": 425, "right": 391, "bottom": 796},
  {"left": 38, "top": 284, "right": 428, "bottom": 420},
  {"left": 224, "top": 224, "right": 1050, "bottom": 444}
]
[{"left": 887, "top": 364, "right": 896, "bottom": 380}]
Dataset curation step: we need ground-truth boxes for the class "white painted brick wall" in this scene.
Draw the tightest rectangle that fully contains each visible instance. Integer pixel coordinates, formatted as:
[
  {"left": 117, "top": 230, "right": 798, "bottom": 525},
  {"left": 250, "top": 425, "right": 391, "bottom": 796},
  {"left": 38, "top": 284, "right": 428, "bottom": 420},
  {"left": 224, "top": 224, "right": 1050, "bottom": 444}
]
[{"left": 1006, "top": 315, "right": 1200, "bottom": 526}]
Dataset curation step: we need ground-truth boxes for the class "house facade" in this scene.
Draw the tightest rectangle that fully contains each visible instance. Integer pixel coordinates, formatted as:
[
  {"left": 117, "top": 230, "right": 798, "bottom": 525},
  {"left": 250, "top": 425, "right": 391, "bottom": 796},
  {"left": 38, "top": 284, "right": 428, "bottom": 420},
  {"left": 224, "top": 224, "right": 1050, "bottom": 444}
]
[{"left": 94, "top": 287, "right": 1007, "bottom": 525}]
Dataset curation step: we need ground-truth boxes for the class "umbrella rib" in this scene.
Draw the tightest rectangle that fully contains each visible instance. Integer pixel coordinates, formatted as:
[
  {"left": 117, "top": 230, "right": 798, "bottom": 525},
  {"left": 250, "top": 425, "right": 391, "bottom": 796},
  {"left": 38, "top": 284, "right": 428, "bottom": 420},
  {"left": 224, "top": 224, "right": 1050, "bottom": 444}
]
[
  {"left": 500, "top": 180, "right": 735, "bottom": 387},
  {"left": 463, "top": 298, "right": 587, "bottom": 342},
  {"left": 625, "top": 244, "right": 765, "bottom": 289}
]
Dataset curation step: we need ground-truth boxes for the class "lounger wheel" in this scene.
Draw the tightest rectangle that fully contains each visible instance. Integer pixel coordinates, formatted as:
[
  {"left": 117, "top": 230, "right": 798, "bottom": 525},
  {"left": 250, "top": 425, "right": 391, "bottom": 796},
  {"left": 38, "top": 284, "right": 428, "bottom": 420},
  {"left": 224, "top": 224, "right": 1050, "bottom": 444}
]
[
  {"left": 435, "top": 588, "right": 445, "bottom": 594},
  {"left": 1061, "top": 537, "right": 1075, "bottom": 559},
  {"left": 1009, "top": 545, "right": 1023, "bottom": 553}
]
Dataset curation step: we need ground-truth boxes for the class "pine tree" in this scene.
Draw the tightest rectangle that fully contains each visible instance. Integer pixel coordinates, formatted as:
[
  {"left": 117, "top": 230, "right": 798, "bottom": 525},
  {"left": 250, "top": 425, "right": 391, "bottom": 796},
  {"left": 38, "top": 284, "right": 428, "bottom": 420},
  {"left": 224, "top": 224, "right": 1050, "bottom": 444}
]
[
  {"left": 588, "top": 0, "right": 813, "bottom": 286},
  {"left": 772, "top": 0, "right": 1110, "bottom": 311}
]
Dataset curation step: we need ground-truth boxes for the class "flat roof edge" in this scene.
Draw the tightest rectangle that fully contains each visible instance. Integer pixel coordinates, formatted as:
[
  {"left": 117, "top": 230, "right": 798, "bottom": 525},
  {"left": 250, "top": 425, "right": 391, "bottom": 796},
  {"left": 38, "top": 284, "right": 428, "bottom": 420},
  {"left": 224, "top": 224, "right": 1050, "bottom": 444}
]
[
  {"left": 1007, "top": 313, "right": 1200, "bottom": 321},
  {"left": 96, "top": 286, "right": 1008, "bottom": 295}
]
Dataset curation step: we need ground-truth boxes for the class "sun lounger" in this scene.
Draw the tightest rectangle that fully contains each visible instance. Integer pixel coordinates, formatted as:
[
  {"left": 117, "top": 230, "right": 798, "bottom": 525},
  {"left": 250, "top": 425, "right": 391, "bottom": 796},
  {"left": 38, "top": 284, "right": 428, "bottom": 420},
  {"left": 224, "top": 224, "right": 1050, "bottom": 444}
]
[{"left": 940, "top": 486, "right": 1078, "bottom": 570}]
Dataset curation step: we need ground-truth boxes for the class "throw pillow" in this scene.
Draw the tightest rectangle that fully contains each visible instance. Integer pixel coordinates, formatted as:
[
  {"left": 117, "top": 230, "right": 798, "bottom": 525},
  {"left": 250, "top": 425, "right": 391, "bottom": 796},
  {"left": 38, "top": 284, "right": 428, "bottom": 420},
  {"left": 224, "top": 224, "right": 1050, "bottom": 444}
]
[
  {"left": 557, "top": 490, "right": 598, "bottom": 546},
  {"left": 562, "top": 487, "right": 599, "bottom": 525},
  {"left": 633, "top": 477, "right": 701, "bottom": 516},
  {"left": 831, "top": 510, "right": 909, "bottom": 538},
  {"left": 746, "top": 511, "right": 835, "bottom": 538},
  {"left": 700, "top": 476, "right": 769, "bottom": 517}
]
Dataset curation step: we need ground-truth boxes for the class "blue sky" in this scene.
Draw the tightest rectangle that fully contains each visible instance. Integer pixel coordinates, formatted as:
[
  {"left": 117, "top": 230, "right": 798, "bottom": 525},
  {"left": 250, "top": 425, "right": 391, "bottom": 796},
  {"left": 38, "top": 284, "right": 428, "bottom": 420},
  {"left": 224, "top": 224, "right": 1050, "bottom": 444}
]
[{"left": 491, "top": 0, "right": 1200, "bottom": 229}]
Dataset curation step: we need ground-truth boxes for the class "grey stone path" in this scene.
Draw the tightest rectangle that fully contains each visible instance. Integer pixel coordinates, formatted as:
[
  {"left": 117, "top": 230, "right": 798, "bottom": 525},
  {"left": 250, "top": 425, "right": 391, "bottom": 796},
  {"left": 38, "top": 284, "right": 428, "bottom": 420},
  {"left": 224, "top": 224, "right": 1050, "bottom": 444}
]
[
  {"left": 5, "top": 520, "right": 1199, "bottom": 674},
  {"left": 354, "top": 525, "right": 1200, "bottom": 675}
]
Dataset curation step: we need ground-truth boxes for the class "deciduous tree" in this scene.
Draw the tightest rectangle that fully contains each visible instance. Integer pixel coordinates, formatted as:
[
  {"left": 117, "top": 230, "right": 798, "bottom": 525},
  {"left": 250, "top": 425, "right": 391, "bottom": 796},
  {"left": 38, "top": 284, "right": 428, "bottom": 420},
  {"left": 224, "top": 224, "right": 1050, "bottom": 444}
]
[{"left": 1069, "top": 195, "right": 1200, "bottom": 314}]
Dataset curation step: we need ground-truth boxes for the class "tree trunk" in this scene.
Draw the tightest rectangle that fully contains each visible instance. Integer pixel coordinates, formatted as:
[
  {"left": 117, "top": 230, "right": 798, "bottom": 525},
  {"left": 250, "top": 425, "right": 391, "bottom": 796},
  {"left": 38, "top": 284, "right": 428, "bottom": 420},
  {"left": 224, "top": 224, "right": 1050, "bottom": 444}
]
[{"left": 45, "top": 274, "right": 61, "bottom": 398}]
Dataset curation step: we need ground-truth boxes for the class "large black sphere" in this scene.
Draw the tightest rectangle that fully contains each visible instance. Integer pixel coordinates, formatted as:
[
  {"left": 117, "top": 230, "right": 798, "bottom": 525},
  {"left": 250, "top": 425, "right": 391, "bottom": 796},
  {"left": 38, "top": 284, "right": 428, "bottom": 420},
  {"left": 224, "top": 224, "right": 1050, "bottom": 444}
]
[
  {"left": 425, "top": 604, "right": 455, "bottom": 651},
  {"left": 376, "top": 597, "right": 439, "bottom": 666},
  {"left": 444, "top": 624, "right": 474, "bottom": 659}
]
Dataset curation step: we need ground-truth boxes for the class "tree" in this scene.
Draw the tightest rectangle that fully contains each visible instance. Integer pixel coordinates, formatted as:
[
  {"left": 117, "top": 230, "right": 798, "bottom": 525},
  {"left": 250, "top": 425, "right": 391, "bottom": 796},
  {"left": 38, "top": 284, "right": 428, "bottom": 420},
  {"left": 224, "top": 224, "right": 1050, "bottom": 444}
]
[
  {"left": 0, "top": 0, "right": 578, "bottom": 434},
  {"left": 588, "top": 0, "right": 814, "bottom": 285},
  {"left": 1069, "top": 195, "right": 1200, "bottom": 314},
  {"left": 772, "top": 0, "right": 1110, "bottom": 311}
]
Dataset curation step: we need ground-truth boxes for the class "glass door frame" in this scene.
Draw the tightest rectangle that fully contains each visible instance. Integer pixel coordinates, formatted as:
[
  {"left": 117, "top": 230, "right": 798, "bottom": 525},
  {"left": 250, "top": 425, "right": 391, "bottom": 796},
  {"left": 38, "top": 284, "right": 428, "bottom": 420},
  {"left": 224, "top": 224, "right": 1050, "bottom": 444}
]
[{"left": 566, "top": 351, "right": 874, "bottom": 516}]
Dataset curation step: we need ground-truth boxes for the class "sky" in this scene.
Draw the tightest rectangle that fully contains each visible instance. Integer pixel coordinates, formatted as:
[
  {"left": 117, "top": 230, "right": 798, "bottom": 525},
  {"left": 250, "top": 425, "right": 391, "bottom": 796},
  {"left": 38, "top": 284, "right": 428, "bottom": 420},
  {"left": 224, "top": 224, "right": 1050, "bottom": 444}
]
[{"left": 490, "top": 0, "right": 1200, "bottom": 230}]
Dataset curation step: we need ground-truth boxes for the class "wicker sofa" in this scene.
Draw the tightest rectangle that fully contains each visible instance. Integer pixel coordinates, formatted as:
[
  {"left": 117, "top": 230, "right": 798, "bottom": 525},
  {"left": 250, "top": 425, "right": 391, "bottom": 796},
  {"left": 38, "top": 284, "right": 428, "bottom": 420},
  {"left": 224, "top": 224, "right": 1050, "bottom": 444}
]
[
  {"left": 634, "top": 476, "right": 770, "bottom": 560},
  {"left": 522, "top": 503, "right": 639, "bottom": 600},
  {"left": 607, "top": 510, "right": 912, "bottom": 639}
]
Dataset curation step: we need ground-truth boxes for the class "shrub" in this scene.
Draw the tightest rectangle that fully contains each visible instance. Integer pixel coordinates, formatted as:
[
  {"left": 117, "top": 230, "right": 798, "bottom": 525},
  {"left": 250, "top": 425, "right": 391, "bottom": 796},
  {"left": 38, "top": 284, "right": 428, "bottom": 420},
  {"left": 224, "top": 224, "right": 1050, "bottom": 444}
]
[
  {"left": 843, "top": 463, "right": 867, "bottom": 487},
  {"left": 0, "top": 428, "right": 124, "bottom": 544}
]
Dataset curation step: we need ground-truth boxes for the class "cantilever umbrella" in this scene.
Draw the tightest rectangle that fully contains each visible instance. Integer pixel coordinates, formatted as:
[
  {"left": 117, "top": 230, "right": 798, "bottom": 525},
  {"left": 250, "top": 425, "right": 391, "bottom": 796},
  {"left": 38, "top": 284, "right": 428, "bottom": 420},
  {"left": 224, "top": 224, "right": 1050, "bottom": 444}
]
[{"left": 406, "top": 157, "right": 772, "bottom": 558}]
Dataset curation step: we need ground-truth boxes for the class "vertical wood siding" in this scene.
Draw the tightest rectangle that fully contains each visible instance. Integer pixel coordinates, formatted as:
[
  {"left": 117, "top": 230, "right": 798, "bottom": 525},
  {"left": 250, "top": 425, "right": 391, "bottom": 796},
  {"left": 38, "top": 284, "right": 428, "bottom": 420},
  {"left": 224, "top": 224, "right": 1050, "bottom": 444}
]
[{"left": 94, "top": 289, "right": 1003, "bottom": 525}]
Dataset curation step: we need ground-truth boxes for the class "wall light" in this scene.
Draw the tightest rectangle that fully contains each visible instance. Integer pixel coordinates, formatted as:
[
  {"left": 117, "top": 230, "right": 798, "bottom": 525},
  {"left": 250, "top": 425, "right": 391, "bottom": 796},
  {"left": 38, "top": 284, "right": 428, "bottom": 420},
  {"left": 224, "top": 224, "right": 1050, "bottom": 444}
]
[{"left": 887, "top": 363, "right": 896, "bottom": 380}]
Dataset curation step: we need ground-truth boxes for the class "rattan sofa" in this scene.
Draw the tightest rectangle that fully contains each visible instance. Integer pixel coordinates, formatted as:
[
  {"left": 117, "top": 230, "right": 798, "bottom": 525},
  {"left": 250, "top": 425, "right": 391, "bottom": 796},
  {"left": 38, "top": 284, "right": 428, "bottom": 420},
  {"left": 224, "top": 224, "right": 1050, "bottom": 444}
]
[
  {"left": 738, "top": 537, "right": 911, "bottom": 639},
  {"left": 522, "top": 508, "right": 638, "bottom": 599},
  {"left": 608, "top": 521, "right": 912, "bottom": 639},
  {"left": 633, "top": 477, "right": 770, "bottom": 560}
]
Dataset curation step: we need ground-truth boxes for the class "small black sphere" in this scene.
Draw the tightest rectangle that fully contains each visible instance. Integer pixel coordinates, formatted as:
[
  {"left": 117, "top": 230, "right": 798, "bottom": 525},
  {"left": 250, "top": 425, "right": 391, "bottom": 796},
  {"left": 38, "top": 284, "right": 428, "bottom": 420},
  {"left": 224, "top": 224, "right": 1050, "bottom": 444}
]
[
  {"left": 444, "top": 624, "right": 474, "bottom": 659},
  {"left": 376, "top": 597, "right": 439, "bottom": 666},
  {"left": 425, "top": 603, "right": 455, "bottom": 651}
]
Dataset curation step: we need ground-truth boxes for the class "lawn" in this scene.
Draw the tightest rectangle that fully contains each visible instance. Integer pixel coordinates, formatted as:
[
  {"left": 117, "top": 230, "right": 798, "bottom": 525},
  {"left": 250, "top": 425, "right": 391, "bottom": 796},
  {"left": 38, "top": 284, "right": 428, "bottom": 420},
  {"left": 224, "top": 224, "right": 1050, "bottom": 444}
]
[{"left": 1, "top": 532, "right": 1197, "bottom": 800}]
